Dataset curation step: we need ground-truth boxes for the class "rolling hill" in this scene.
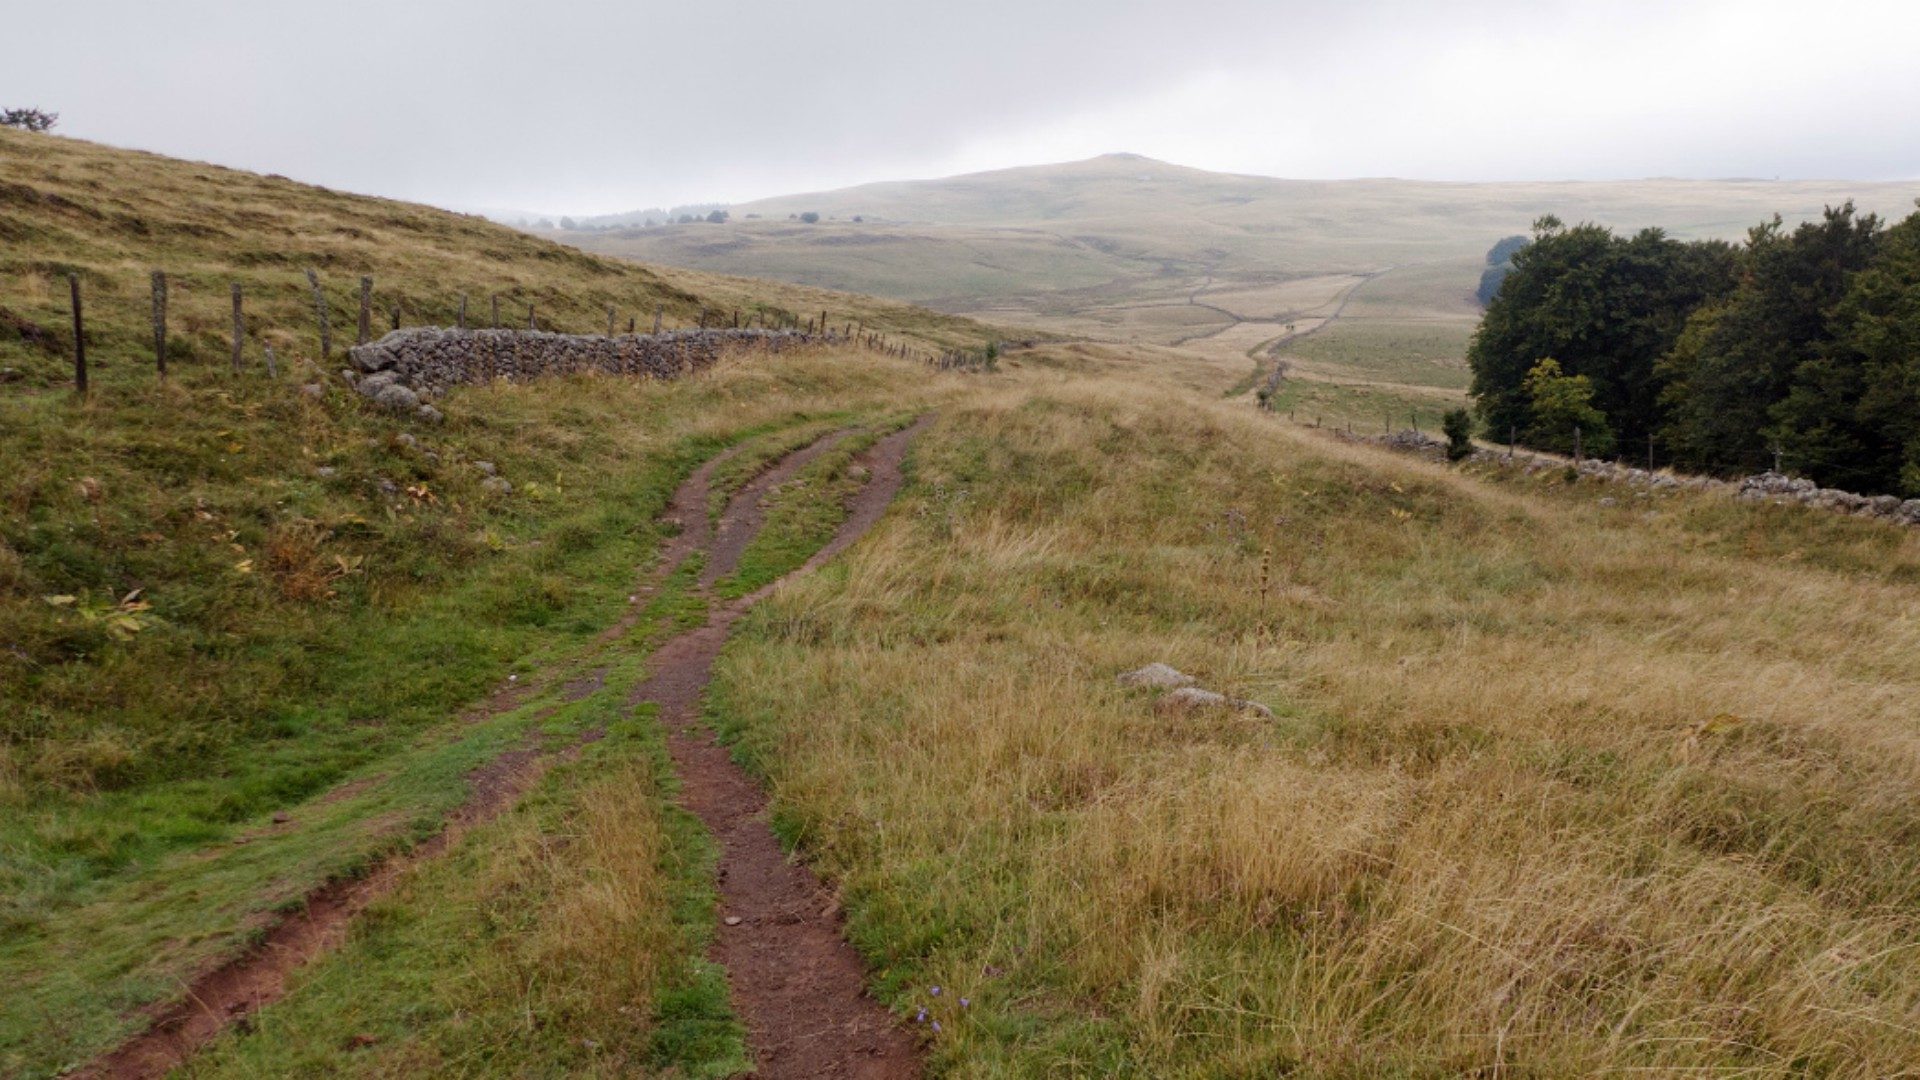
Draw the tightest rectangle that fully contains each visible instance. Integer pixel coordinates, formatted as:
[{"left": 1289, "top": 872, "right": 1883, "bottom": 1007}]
[{"left": 552, "top": 156, "right": 1919, "bottom": 424}]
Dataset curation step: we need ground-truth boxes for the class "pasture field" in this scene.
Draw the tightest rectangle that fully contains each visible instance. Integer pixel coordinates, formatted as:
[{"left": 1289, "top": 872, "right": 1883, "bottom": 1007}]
[{"left": 710, "top": 376, "right": 1920, "bottom": 1075}]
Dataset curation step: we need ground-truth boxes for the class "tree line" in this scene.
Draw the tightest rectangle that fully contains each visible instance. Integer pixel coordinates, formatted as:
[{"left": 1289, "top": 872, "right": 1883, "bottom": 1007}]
[{"left": 1469, "top": 202, "right": 1920, "bottom": 496}]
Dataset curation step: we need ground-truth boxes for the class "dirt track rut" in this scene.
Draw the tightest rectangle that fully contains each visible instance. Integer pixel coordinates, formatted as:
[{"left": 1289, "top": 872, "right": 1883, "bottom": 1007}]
[{"left": 83, "top": 420, "right": 929, "bottom": 1080}]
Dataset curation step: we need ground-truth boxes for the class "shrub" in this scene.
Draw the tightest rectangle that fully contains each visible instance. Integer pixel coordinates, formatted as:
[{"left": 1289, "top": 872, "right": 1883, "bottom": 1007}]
[
  {"left": 1, "top": 108, "right": 57, "bottom": 133},
  {"left": 1442, "top": 408, "right": 1475, "bottom": 461}
]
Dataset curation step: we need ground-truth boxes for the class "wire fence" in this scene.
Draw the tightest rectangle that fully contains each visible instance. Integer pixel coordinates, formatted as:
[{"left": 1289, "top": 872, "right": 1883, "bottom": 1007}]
[{"left": 5, "top": 268, "right": 1000, "bottom": 397}]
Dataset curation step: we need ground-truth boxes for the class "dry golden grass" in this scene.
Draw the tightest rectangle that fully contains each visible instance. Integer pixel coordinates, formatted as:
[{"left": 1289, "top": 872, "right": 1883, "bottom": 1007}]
[{"left": 710, "top": 372, "right": 1920, "bottom": 1074}]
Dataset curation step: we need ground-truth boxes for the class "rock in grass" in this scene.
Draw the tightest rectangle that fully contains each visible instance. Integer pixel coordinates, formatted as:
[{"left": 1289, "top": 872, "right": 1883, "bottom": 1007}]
[
  {"left": 482, "top": 476, "right": 513, "bottom": 495},
  {"left": 372, "top": 383, "right": 420, "bottom": 412},
  {"left": 1117, "top": 663, "right": 1197, "bottom": 689},
  {"left": 1157, "top": 686, "right": 1229, "bottom": 713},
  {"left": 416, "top": 403, "right": 444, "bottom": 424},
  {"left": 1156, "top": 686, "right": 1275, "bottom": 719}
]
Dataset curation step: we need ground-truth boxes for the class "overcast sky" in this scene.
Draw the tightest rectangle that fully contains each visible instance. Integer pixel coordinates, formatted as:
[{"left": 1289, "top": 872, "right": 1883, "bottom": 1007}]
[{"left": 7, "top": 0, "right": 1918, "bottom": 215}]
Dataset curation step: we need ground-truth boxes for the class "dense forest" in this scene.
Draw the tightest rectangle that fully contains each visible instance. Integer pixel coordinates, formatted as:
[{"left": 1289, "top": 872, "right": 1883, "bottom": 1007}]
[{"left": 1468, "top": 203, "right": 1920, "bottom": 496}]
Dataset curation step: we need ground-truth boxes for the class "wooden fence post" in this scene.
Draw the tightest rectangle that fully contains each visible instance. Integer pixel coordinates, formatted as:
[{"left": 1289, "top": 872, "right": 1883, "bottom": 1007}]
[
  {"left": 607, "top": 304, "right": 617, "bottom": 337},
  {"left": 627, "top": 315, "right": 636, "bottom": 334},
  {"left": 304, "top": 269, "right": 331, "bottom": 359},
  {"left": 732, "top": 309, "right": 740, "bottom": 328},
  {"left": 68, "top": 273, "right": 86, "bottom": 395},
  {"left": 231, "top": 283, "right": 245, "bottom": 373},
  {"left": 527, "top": 303, "right": 536, "bottom": 331},
  {"left": 148, "top": 270, "right": 168, "bottom": 381},
  {"left": 357, "top": 276, "right": 373, "bottom": 345},
  {"left": 458, "top": 293, "right": 468, "bottom": 329},
  {"left": 390, "top": 303, "right": 401, "bottom": 332}
]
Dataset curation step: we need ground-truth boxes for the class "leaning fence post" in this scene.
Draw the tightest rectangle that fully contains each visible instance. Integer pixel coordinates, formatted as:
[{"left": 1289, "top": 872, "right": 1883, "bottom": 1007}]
[
  {"left": 303, "top": 269, "right": 332, "bottom": 359},
  {"left": 68, "top": 273, "right": 86, "bottom": 395},
  {"left": 149, "top": 270, "right": 168, "bottom": 381},
  {"left": 231, "top": 283, "right": 246, "bottom": 373},
  {"left": 357, "top": 276, "right": 373, "bottom": 345}
]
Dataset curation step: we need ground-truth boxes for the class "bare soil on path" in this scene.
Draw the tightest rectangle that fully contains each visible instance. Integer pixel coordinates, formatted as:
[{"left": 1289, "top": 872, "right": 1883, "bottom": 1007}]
[{"left": 635, "top": 418, "right": 930, "bottom": 1079}]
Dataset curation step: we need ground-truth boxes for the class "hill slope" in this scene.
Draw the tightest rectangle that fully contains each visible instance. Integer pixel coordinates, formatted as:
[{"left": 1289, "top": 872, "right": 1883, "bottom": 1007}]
[
  {"left": 0, "top": 129, "right": 996, "bottom": 1077},
  {"left": 8, "top": 131, "right": 1920, "bottom": 1079},
  {"left": 0, "top": 128, "right": 987, "bottom": 391},
  {"left": 558, "top": 154, "right": 1920, "bottom": 308},
  {"left": 551, "top": 156, "right": 1917, "bottom": 431}
]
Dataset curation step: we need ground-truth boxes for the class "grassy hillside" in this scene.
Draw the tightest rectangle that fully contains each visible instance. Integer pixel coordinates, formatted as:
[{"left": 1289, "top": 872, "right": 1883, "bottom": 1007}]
[
  {"left": 709, "top": 382, "right": 1920, "bottom": 1074},
  {"left": 0, "top": 129, "right": 999, "bottom": 1077},
  {"left": 558, "top": 154, "right": 1920, "bottom": 310},
  {"left": 0, "top": 127, "right": 991, "bottom": 393}
]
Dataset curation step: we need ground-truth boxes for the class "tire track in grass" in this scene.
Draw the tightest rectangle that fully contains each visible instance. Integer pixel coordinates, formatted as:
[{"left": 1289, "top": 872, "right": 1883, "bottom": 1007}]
[
  {"left": 76, "top": 428, "right": 895, "bottom": 1080},
  {"left": 634, "top": 417, "right": 931, "bottom": 1079}
]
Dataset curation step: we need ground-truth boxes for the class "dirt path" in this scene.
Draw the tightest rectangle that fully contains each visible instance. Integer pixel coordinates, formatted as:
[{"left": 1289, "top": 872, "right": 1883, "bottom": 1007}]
[
  {"left": 80, "top": 424, "right": 927, "bottom": 1080},
  {"left": 635, "top": 417, "right": 930, "bottom": 1078}
]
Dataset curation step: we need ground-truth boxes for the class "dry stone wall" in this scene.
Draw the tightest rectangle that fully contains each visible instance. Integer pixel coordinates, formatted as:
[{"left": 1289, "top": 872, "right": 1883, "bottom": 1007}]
[
  {"left": 344, "top": 327, "right": 827, "bottom": 405},
  {"left": 1339, "top": 427, "right": 1920, "bottom": 529}
]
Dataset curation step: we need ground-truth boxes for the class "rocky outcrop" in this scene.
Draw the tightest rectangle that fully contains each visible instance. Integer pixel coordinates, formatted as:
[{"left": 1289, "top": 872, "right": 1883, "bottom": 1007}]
[{"left": 345, "top": 327, "right": 829, "bottom": 404}]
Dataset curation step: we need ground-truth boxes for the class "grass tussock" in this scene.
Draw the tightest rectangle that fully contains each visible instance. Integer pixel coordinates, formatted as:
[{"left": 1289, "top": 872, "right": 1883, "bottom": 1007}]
[{"left": 710, "top": 376, "right": 1920, "bottom": 1075}]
